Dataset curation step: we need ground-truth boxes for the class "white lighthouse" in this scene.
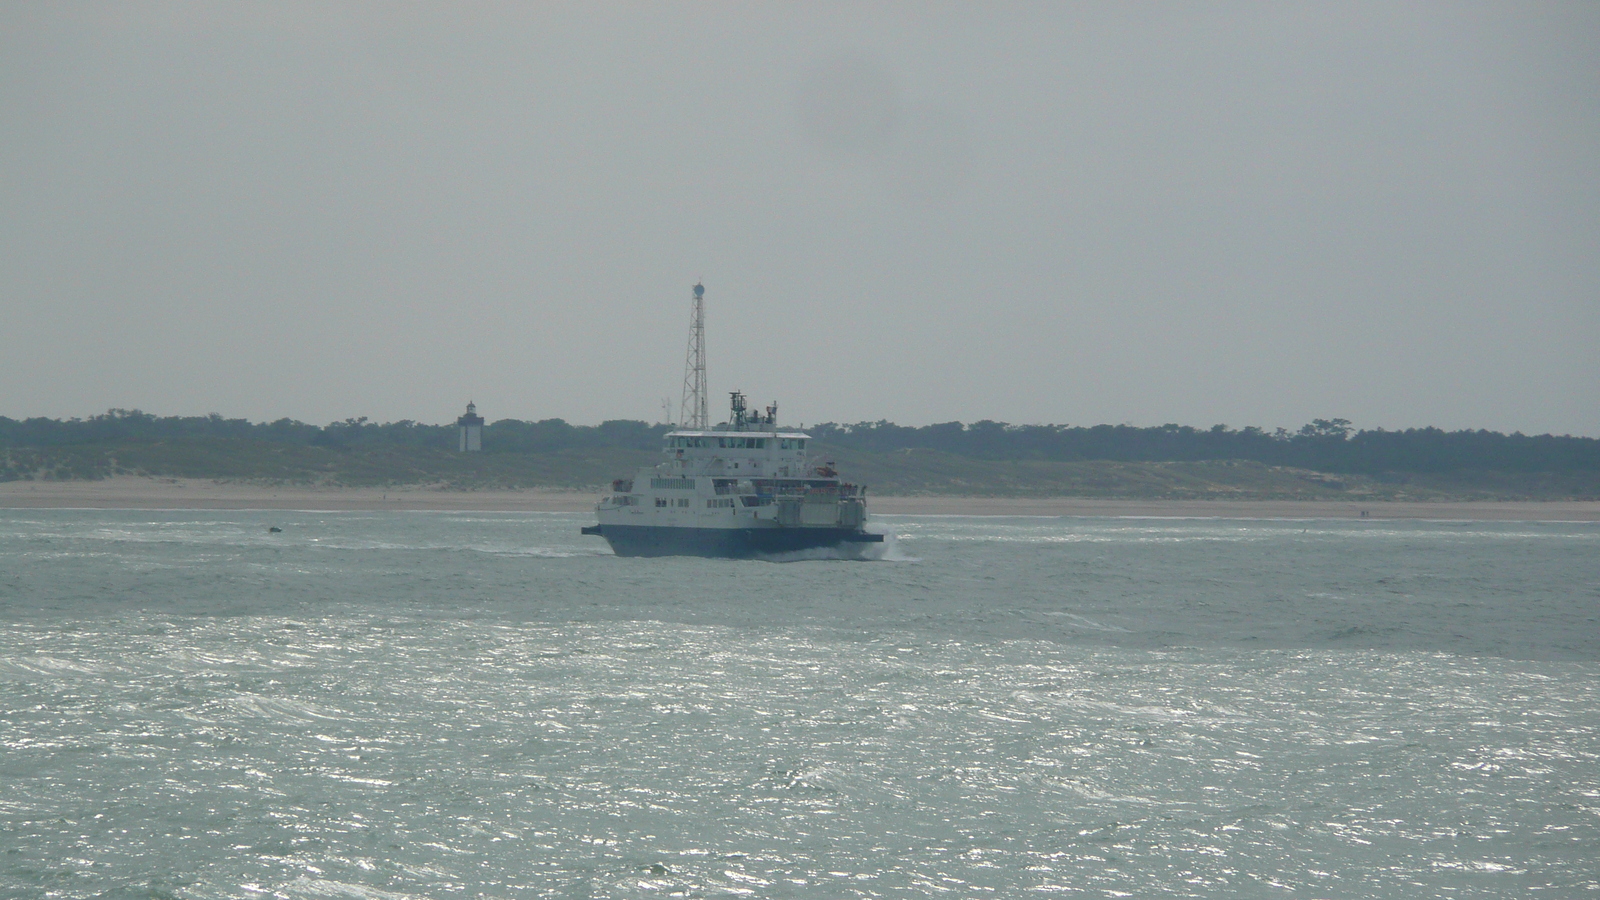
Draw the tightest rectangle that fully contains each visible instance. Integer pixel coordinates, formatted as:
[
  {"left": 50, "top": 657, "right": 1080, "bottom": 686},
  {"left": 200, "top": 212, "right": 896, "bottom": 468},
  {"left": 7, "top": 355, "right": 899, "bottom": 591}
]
[{"left": 457, "top": 401, "right": 484, "bottom": 452}]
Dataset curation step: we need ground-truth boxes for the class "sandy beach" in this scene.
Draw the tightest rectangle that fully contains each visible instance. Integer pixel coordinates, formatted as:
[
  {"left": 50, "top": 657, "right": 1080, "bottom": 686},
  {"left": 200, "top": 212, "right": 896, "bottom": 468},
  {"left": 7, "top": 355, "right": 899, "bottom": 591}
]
[
  {"left": 0, "top": 478, "right": 597, "bottom": 512},
  {"left": 1, "top": 476, "right": 1596, "bottom": 520},
  {"left": 869, "top": 496, "right": 1600, "bottom": 521}
]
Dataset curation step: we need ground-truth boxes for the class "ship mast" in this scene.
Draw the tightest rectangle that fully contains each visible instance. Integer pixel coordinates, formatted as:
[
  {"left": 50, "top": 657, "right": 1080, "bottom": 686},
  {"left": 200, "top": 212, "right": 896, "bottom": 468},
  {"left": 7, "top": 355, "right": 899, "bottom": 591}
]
[{"left": 678, "top": 283, "right": 709, "bottom": 429}]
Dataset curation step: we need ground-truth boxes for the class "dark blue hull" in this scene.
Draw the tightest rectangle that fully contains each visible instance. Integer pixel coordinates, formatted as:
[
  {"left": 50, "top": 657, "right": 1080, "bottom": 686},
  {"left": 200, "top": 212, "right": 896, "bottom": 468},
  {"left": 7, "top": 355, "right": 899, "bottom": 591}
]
[{"left": 581, "top": 524, "right": 883, "bottom": 559}]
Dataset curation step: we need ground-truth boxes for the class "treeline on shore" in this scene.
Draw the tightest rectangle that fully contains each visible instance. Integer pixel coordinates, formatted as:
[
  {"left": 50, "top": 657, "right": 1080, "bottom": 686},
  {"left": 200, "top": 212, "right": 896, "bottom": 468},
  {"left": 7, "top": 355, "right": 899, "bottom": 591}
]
[
  {"left": 0, "top": 410, "right": 667, "bottom": 455},
  {"left": 0, "top": 410, "right": 669, "bottom": 487},
  {"left": 1, "top": 409, "right": 1596, "bottom": 496},
  {"left": 808, "top": 418, "right": 1600, "bottom": 476}
]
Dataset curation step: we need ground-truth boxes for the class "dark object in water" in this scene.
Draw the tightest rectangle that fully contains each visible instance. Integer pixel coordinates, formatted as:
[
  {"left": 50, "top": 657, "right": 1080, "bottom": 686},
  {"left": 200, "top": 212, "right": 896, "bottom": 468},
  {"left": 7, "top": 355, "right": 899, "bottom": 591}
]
[{"left": 267, "top": 526, "right": 282, "bottom": 533}]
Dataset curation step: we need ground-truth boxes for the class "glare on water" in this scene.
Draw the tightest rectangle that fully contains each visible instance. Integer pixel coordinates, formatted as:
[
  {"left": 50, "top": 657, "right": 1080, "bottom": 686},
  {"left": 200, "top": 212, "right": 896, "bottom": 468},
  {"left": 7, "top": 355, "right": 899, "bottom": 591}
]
[{"left": 1, "top": 511, "right": 1596, "bottom": 897}]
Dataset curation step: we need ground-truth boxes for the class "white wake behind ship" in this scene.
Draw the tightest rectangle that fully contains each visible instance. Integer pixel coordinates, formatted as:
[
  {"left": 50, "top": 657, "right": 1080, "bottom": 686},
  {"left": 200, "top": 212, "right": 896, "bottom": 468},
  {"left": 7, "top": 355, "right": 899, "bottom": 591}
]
[{"left": 581, "top": 285, "right": 883, "bottom": 558}]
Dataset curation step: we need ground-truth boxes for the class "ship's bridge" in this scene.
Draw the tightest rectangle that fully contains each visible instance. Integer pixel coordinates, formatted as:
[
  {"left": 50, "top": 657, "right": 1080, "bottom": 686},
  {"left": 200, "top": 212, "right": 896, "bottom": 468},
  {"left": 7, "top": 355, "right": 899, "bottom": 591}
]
[
  {"left": 661, "top": 428, "right": 811, "bottom": 478},
  {"left": 662, "top": 392, "right": 813, "bottom": 476},
  {"left": 665, "top": 425, "right": 812, "bottom": 454}
]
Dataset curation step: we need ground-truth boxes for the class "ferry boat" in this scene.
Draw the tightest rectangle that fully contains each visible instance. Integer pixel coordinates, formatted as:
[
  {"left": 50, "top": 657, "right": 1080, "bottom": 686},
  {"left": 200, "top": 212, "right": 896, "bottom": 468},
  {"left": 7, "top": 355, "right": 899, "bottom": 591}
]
[{"left": 581, "top": 391, "right": 884, "bottom": 558}]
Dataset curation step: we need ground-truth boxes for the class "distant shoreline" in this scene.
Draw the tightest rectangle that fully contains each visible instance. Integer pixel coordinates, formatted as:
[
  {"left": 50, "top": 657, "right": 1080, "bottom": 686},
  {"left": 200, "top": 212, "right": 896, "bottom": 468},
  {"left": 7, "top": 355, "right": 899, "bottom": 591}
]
[
  {"left": 0, "top": 477, "right": 595, "bottom": 512},
  {"left": 869, "top": 496, "right": 1600, "bottom": 521},
  {"left": 2, "top": 477, "right": 1597, "bottom": 521}
]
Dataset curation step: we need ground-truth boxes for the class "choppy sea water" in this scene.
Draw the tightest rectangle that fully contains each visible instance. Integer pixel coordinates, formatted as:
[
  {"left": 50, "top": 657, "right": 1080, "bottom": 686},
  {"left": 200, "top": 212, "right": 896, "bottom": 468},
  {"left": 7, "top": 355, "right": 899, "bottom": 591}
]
[{"left": 1, "top": 511, "right": 1596, "bottom": 899}]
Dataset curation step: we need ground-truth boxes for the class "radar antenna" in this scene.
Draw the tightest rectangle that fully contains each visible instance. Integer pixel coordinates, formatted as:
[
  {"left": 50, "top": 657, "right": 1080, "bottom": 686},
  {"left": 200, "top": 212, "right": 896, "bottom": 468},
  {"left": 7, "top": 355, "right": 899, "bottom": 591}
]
[{"left": 678, "top": 283, "right": 709, "bottom": 429}]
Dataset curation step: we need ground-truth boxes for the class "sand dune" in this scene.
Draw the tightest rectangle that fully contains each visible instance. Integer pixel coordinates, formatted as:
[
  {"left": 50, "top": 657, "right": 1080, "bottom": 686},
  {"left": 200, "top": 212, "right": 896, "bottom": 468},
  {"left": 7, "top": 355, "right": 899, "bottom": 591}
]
[
  {"left": 2, "top": 476, "right": 1597, "bottom": 520},
  {"left": 0, "top": 477, "right": 595, "bottom": 512}
]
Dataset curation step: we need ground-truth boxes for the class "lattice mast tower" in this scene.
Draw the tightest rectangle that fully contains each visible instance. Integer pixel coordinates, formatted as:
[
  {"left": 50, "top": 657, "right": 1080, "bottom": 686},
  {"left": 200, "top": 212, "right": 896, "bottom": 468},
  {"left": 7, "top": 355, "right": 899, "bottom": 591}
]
[{"left": 678, "top": 283, "right": 709, "bottom": 429}]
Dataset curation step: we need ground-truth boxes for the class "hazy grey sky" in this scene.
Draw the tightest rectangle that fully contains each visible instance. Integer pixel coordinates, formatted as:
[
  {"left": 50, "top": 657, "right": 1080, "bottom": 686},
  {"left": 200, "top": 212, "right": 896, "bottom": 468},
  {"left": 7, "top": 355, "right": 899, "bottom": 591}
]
[{"left": 3, "top": 3, "right": 1597, "bottom": 434}]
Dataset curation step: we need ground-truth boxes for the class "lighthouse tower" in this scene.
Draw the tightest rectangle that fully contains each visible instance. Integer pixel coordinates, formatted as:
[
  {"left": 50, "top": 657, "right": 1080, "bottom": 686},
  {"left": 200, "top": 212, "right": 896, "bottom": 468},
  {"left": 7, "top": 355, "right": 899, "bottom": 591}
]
[{"left": 457, "top": 401, "right": 484, "bottom": 452}]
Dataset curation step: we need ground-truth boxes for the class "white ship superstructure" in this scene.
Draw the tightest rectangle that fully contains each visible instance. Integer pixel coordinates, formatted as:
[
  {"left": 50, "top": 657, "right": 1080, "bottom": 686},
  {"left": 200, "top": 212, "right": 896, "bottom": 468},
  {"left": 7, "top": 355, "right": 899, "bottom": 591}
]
[
  {"left": 582, "top": 392, "right": 879, "bottom": 557},
  {"left": 581, "top": 283, "right": 881, "bottom": 557}
]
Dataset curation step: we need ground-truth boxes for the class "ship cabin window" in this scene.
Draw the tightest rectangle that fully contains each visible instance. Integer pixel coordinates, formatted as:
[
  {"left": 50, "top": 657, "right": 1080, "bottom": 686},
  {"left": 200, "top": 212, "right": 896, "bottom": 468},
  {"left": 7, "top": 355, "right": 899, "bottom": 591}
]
[
  {"left": 780, "top": 438, "right": 805, "bottom": 450},
  {"left": 655, "top": 498, "right": 668, "bottom": 507}
]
